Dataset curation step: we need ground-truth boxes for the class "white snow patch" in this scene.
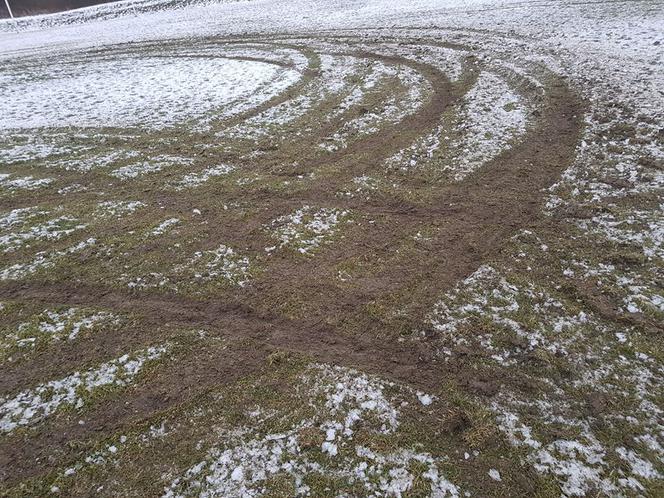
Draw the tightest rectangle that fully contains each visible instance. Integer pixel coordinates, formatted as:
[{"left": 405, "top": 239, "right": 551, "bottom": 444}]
[
  {"left": 270, "top": 206, "right": 350, "bottom": 255},
  {"left": 0, "top": 344, "right": 168, "bottom": 433},
  {"left": 174, "top": 164, "right": 235, "bottom": 189}
]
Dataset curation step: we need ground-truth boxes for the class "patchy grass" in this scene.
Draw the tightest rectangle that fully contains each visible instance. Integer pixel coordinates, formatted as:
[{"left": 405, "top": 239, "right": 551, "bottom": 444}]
[{"left": 0, "top": 2, "right": 662, "bottom": 496}]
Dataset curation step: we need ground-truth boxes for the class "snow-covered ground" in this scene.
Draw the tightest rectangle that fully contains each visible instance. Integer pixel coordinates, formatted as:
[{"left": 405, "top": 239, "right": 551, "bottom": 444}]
[{"left": 1, "top": 57, "right": 298, "bottom": 130}]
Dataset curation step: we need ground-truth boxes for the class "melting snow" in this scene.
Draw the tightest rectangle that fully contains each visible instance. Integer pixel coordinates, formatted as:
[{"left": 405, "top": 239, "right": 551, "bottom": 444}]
[
  {"left": 270, "top": 206, "right": 350, "bottom": 255},
  {"left": 0, "top": 344, "right": 168, "bottom": 433}
]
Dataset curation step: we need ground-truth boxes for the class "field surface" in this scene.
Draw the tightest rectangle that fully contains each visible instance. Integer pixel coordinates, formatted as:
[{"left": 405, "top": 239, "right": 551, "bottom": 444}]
[{"left": 0, "top": 0, "right": 662, "bottom": 496}]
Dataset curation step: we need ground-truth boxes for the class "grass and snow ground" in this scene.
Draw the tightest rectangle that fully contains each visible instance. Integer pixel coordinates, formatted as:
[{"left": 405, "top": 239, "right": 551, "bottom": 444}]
[
  {"left": 446, "top": 71, "right": 528, "bottom": 180},
  {"left": 163, "top": 364, "right": 457, "bottom": 498},
  {"left": 429, "top": 259, "right": 663, "bottom": 494},
  {"left": 1, "top": 306, "right": 119, "bottom": 361},
  {"left": 0, "top": 0, "right": 662, "bottom": 496},
  {"left": 0, "top": 344, "right": 168, "bottom": 433},
  {"left": 269, "top": 206, "right": 351, "bottom": 255}
]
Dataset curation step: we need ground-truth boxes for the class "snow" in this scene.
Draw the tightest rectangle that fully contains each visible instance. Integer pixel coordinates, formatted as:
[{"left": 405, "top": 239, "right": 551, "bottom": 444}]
[
  {"left": 269, "top": 206, "right": 350, "bottom": 255},
  {"left": 53, "top": 149, "right": 140, "bottom": 172},
  {"left": 320, "top": 62, "right": 431, "bottom": 152},
  {"left": 180, "top": 244, "right": 251, "bottom": 287},
  {"left": 151, "top": 218, "right": 180, "bottom": 236},
  {"left": 417, "top": 392, "right": 434, "bottom": 406},
  {"left": 429, "top": 264, "right": 596, "bottom": 363},
  {"left": 0, "top": 142, "right": 69, "bottom": 164},
  {"left": 616, "top": 447, "right": 662, "bottom": 480},
  {"left": 494, "top": 405, "right": 619, "bottom": 496},
  {"left": 0, "top": 174, "right": 53, "bottom": 191},
  {"left": 0, "top": 216, "right": 86, "bottom": 253},
  {"left": 2, "top": 307, "right": 118, "bottom": 358},
  {"left": 321, "top": 441, "right": 338, "bottom": 456},
  {"left": 0, "top": 237, "right": 96, "bottom": 281},
  {"left": 163, "top": 364, "right": 455, "bottom": 497},
  {"left": 0, "top": 344, "right": 168, "bottom": 433},
  {"left": 234, "top": 54, "right": 362, "bottom": 136},
  {"left": 109, "top": 154, "right": 192, "bottom": 180},
  {"left": 0, "top": 208, "right": 43, "bottom": 230},
  {"left": 126, "top": 243, "right": 252, "bottom": 290},
  {"left": 431, "top": 253, "right": 664, "bottom": 494},
  {"left": 95, "top": 201, "right": 145, "bottom": 218},
  {"left": 447, "top": 71, "right": 528, "bottom": 180},
  {"left": 174, "top": 165, "right": 235, "bottom": 190},
  {"left": 0, "top": 57, "right": 299, "bottom": 131}
]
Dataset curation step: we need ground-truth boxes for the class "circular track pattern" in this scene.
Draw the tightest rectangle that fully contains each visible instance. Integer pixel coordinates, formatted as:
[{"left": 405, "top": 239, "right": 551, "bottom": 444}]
[{"left": 1, "top": 2, "right": 662, "bottom": 496}]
